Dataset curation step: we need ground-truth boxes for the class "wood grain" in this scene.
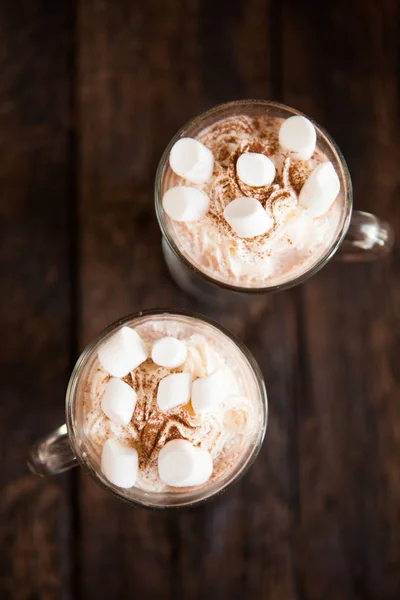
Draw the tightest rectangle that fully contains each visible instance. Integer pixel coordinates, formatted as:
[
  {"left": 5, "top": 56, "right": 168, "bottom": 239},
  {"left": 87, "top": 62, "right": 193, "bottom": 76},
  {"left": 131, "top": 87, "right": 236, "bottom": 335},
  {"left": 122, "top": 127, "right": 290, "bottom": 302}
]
[
  {"left": 76, "top": 0, "right": 298, "bottom": 598},
  {"left": 282, "top": 1, "right": 400, "bottom": 598},
  {"left": 175, "top": 293, "right": 299, "bottom": 600},
  {"left": 1, "top": 0, "right": 400, "bottom": 598},
  {"left": 77, "top": 1, "right": 205, "bottom": 597},
  {"left": 0, "top": 1, "right": 73, "bottom": 598}
]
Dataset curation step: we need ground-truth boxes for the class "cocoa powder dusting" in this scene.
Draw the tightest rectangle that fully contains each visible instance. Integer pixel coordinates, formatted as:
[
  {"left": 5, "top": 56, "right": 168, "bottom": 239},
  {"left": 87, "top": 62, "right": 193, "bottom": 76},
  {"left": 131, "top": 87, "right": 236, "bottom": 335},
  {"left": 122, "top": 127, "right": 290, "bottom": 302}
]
[
  {"left": 126, "top": 360, "right": 199, "bottom": 472},
  {"left": 289, "top": 160, "right": 311, "bottom": 194},
  {"left": 164, "top": 109, "right": 343, "bottom": 289},
  {"left": 197, "top": 116, "right": 302, "bottom": 245}
]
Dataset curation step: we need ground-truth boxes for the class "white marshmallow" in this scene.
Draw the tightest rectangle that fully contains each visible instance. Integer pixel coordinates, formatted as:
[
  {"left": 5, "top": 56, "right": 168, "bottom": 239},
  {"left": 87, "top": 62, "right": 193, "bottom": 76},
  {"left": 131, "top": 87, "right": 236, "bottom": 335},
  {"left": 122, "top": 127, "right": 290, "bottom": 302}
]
[
  {"left": 101, "top": 439, "right": 138, "bottom": 488},
  {"left": 191, "top": 369, "right": 227, "bottom": 413},
  {"left": 158, "top": 439, "right": 213, "bottom": 487},
  {"left": 224, "top": 197, "right": 273, "bottom": 238},
  {"left": 98, "top": 327, "right": 148, "bottom": 377},
  {"left": 279, "top": 116, "right": 316, "bottom": 160},
  {"left": 157, "top": 372, "right": 191, "bottom": 411},
  {"left": 101, "top": 378, "right": 137, "bottom": 425},
  {"left": 236, "top": 152, "right": 276, "bottom": 187},
  {"left": 162, "top": 186, "right": 210, "bottom": 222},
  {"left": 299, "top": 162, "right": 340, "bottom": 217},
  {"left": 151, "top": 337, "right": 187, "bottom": 368},
  {"left": 169, "top": 137, "right": 214, "bottom": 184}
]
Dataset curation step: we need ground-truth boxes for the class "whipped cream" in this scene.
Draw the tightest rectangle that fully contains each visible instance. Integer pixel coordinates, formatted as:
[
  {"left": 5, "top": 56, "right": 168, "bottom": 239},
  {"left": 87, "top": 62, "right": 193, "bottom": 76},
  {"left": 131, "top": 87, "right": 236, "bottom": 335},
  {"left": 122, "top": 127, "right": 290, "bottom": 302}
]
[
  {"left": 83, "top": 315, "right": 262, "bottom": 493},
  {"left": 162, "top": 114, "right": 345, "bottom": 288}
]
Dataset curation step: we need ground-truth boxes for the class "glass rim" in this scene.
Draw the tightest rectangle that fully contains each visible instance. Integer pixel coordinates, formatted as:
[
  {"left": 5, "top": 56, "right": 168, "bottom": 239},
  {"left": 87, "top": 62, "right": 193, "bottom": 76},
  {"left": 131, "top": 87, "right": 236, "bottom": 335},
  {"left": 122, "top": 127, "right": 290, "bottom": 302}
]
[
  {"left": 65, "top": 308, "right": 268, "bottom": 508},
  {"left": 155, "top": 99, "right": 353, "bottom": 294}
]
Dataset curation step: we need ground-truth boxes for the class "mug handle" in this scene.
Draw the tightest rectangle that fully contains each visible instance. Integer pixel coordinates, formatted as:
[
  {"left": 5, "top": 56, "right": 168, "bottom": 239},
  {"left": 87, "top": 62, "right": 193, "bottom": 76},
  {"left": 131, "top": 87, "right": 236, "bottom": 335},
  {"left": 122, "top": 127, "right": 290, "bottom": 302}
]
[
  {"left": 27, "top": 212, "right": 394, "bottom": 478},
  {"left": 337, "top": 210, "right": 394, "bottom": 261},
  {"left": 28, "top": 424, "right": 77, "bottom": 476}
]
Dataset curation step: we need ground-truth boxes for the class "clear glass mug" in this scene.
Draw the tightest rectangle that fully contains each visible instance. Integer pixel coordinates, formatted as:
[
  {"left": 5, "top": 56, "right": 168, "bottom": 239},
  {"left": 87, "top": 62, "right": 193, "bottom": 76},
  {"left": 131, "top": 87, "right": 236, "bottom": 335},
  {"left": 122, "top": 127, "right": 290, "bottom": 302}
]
[
  {"left": 28, "top": 309, "right": 268, "bottom": 509},
  {"left": 155, "top": 100, "right": 394, "bottom": 303}
]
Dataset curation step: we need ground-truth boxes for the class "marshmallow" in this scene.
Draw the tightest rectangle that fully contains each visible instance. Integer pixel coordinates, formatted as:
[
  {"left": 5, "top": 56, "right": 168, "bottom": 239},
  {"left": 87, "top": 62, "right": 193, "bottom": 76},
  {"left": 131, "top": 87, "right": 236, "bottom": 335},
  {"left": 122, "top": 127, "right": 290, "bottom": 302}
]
[
  {"left": 101, "top": 439, "right": 138, "bottom": 488},
  {"left": 224, "top": 197, "right": 273, "bottom": 238},
  {"left": 299, "top": 162, "right": 340, "bottom": 217},
  {"left": 236, "top": 152, "right": 276, "bottom": 187},
  {"left": 191, "top": 369, "right": 227, "bottom": 413},
  {"left": 158, "top": 439, "right": 213, "bottom": 487},
  {"left": 151, "top": 337, "right": 187, "bottom": 368},
  {"left": 169, "top": 137, "right": 214, "bottom": 184},
  {"left": 101, "top": 378, "right": 137, "bottom": 425},
  {"left": 162, "top": 186, "right": 210, "bottom": 222},
  {"left": 98, "top": 327, "right": 148, "bottom": 377},
  {"left": 279, "top": 116, "right": 316, "bottom": 160},
  {"left": 157, "top": 372, "right": 191, "bottom": 411}
]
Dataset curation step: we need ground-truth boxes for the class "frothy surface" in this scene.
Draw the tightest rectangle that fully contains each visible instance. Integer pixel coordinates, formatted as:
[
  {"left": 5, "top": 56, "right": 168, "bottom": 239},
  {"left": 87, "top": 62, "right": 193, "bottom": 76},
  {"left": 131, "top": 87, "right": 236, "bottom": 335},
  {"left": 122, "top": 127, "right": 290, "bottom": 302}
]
[
  {"left": 83, "top": 315, "right": 263, "bottom": 493},
  {"left": 163, "top": 114, "right": 345, "bottom": 287}
]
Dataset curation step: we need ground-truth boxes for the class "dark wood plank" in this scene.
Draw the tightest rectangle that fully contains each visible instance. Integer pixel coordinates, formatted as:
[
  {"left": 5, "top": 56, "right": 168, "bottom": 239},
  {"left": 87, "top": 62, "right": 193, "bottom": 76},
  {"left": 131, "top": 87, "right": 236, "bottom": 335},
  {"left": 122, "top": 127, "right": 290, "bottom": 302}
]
[
  {"left": 77, "top": 1, "right": 298, "bottom": 598},
  {"left": 77, "top": 1, "right": 206, "bottom": 597},
  {"left": 0, "top": 1, "right": 73, "bottom": 598},
  {"left": 282, "top": 0, "right": 400, "bottom": 598},
  {"left": 175, "top": 294, "right": 299, "bottom": 600}
]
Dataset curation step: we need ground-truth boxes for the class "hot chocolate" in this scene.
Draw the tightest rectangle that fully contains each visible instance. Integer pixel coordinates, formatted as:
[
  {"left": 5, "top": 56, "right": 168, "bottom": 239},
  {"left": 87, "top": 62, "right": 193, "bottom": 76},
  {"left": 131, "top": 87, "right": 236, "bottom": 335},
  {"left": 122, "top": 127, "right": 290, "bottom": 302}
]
[
  {"left": 161, "top": 109, "right": 345, "bottom": 288},
  {"left": 83, "top": 313, "right": 266, "bottom": 493}
]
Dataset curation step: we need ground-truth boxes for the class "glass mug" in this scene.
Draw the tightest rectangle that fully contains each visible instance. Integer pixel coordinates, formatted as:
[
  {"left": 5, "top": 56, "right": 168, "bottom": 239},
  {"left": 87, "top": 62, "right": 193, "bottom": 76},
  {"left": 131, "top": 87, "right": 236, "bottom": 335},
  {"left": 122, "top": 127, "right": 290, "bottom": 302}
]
[
  {"left": 155, "top": 100, "right": 394, "bottom": 302},
  {"left": 28, "top": 310, "right": 268, "bottom": 508}
]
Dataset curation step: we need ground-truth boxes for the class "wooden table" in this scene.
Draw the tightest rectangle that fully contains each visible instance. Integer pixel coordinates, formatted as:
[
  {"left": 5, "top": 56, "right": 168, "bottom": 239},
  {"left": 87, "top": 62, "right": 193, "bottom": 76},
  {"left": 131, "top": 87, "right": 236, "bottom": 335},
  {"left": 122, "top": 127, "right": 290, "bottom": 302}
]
[{"left": 1, "top": 1, "right": 399, "bottom": 598}]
